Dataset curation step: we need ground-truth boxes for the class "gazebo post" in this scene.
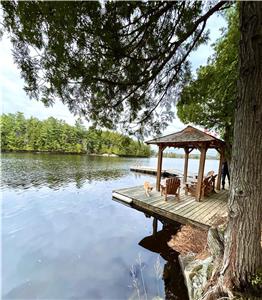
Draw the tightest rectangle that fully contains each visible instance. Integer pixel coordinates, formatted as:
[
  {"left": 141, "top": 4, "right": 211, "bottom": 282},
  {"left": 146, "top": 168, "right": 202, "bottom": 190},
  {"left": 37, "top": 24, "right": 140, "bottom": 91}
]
[
  {"left": 156, "top": 145, "right": 164, "bottom": 191},
  {"left": 183, "top": 147, "right": 189, "bottom": 183},
  {"left": 216, "top": 148, "right": 224, "bottom": 190},
  {"left": 183, "top": 147, "right": 193, "bottom": 183},
  {"left": 196, "top": 146, "right": 207, "bottom": 201}
]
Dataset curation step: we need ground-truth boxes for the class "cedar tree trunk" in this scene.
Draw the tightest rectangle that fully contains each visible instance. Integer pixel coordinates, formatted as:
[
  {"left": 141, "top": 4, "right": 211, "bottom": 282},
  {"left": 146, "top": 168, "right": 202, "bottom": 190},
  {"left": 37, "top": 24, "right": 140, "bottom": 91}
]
[{"left": 221, "top": 1, "right": 262, "bottom": 289}]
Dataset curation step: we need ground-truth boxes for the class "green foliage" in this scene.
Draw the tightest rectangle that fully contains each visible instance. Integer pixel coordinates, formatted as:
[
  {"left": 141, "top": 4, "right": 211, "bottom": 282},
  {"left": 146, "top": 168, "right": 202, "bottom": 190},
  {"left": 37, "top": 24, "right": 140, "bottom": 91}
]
[
  {"left": 177, "top": 8, "right": 239, "bottom": 155},
  {"left": 1, "top": 1, "right": 228, "bottom": 135},
  {"left": 0, "top": 113, "right": 150, "bottom": 157},
  {"left": 251, "top": 270, "right": 262, "bottom": 290}
]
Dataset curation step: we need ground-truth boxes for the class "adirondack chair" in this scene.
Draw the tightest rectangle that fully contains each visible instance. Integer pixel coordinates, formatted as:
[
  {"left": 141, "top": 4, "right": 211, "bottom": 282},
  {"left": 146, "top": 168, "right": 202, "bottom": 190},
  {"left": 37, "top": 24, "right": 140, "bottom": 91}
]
[
  {"left": 185, "top": 173, "right": 217, "bottom": 198},
  {"left": 202, "top": 176, "right": 214, "bottom": 196},
  {"left": 160, "top": 177, "right": 181, "bottom": 201}
]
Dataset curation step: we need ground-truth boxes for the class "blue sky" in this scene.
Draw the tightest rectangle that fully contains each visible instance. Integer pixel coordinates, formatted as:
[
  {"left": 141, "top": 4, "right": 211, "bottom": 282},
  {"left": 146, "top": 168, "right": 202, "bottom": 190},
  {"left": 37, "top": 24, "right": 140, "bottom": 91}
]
[{"left": 0, "top": 12, "right": 226, "bottom": 136}]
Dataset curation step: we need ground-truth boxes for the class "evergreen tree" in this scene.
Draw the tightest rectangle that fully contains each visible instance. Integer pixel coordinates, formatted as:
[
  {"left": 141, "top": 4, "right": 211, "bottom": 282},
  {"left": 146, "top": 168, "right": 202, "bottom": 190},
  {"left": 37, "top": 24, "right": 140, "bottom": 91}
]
[{"left": 0, "top": 113, "right": 150, "bottom": 157}]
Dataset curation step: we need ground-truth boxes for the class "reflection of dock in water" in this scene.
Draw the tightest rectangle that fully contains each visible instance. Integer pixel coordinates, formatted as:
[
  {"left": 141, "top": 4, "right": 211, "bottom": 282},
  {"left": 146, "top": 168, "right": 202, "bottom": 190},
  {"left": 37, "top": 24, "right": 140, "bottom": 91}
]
[{"left": 139, "top": 223, "right": 189, "bottom": 300}]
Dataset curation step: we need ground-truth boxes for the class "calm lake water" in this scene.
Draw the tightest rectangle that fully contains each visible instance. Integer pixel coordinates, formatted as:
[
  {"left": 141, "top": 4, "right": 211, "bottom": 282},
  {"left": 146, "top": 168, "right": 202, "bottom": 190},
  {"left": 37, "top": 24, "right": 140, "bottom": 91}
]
[{"left": 1, "top": 153, "right": 218, "bottom": 300}]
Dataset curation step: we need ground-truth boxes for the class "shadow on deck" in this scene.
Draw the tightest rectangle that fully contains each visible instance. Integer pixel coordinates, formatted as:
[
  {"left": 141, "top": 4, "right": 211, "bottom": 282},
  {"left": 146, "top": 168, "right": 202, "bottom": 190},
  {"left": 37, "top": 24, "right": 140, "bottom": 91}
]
[{"left": 112, "top": 186, "right": 229, "bottom": 230}]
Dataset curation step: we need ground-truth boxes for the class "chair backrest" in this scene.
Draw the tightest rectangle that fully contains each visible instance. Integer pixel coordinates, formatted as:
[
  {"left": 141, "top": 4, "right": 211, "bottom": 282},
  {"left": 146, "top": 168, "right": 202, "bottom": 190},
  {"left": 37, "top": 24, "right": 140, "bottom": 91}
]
[
  {"left": 206, "top": 170, "right": 215, "bottom": 177},
  {"left": 203, "top": 175, "right": 212, "bottom": 185},
  {"left": 202, "top": 175, "right": 215, "bottom": 196},
  {"left": 166, "top": 177, "right": 180, "bottom": 194}
]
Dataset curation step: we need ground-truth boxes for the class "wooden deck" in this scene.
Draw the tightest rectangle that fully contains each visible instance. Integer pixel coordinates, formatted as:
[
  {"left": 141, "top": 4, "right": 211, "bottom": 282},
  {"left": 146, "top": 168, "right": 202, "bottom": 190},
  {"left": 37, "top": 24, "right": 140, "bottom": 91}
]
[
  {"left": 112, "top": 186, "right": 229, "bottom": 230},
  {"left": 130, "top": 166, "right": 197, "bottom": 179}
]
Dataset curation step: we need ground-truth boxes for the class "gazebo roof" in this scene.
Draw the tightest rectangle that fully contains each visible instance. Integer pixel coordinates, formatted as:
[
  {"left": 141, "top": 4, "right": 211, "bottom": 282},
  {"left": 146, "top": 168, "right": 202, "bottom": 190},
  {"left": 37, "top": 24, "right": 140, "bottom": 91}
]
[{"left": 146, "top": 125, "right": 225, "bottom": 149}]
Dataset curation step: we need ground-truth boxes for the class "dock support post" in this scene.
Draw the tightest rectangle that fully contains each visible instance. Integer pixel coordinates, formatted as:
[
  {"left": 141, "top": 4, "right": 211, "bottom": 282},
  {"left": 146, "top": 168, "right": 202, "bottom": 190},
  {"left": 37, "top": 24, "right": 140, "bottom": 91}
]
[
  {"left": 153, "top": 218, "right": 158, "bottom": 236},
  {"left": 216, "top": 149, "right": 224, "bottom": 190},
  {"left": 156, "top": 145, "right": 164, "bottom": 191},
  {"left": 196, "top": 146, "right": 207, "bottom": 201}
]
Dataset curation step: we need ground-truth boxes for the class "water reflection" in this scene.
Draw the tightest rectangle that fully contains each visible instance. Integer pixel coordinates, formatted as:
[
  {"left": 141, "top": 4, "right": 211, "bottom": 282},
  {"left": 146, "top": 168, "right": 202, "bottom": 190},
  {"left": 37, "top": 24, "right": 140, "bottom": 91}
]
[
  {"left": 139, "top": 221, "right": 189, "bottom": 300},
  {"left": 2, "top": 153, "right": 195, "bottom": 299},
  {"left": 1, "top": 153, "right": 131, "bottom": 190}
]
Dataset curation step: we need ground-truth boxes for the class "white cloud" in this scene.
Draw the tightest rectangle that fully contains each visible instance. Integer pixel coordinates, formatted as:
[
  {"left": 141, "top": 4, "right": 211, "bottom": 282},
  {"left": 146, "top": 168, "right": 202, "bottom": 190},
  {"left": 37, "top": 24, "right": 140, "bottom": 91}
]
[{"left": 0, "top": 37, "right": 82, "bottom": 126}]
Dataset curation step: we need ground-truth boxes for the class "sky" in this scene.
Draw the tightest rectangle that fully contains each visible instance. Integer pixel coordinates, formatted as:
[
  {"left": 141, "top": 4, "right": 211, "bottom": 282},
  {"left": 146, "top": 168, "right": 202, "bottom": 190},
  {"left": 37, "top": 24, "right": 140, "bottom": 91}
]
[{"left": 0, "top": 11, "right": 226, "bottom": 136}]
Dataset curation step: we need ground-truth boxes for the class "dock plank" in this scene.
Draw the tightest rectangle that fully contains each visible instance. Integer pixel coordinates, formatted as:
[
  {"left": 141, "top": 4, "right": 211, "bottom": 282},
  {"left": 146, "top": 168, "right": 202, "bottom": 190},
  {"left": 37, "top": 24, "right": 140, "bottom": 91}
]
[
  {"left": 129, "top": 166, "right": 198, "bottom": 180},
  {"left": 185, "top": 200, "right": 224, "bottom": 222},
  {"left": 182, "top": 198, "right": 223, "bottom": 220},
  {"left": 113, "top": 185, "right": 229, "bottom": 229},
  {"left": 202, "top": 203, "right": 228, "bottom": 224}
]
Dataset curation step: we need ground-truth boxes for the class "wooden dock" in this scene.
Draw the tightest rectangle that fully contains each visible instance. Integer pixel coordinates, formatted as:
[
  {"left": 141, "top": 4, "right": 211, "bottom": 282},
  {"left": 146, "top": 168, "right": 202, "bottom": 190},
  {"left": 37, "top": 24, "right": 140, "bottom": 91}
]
[
  {"left": 112, "top": 186, "right": 228, "bottom": 230},
  {"left": 130, "top": 166, "right": 197, "bottom": 179}
]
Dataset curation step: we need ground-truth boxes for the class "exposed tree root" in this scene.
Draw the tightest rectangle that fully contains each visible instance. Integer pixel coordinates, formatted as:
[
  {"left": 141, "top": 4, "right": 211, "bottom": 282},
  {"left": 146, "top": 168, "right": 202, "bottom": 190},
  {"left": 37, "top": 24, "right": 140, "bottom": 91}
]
[
  {"left": 199, "top": 226, "right": 236, "bottom": 300},
  {"left": 201, "top": 226, "right": 262, "bottom": 300},
  {"left": 201, "top": 275, "right": 235, "bottom": 300}
]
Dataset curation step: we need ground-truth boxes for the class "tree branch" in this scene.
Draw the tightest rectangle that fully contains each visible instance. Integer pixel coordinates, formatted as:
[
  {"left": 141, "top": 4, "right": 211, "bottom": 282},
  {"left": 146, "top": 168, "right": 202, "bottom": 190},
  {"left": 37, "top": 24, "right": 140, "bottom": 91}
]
[{"left": 94, "top": 1, "right": 228, "bottom": 87}]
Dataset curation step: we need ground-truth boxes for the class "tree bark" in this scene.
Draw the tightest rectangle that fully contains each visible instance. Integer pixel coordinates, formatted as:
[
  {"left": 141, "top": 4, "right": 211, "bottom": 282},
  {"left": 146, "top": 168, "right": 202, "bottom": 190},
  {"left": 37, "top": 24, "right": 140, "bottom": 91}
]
[{"left": 221, "top": 1, "right": 262, "bottom": 290}]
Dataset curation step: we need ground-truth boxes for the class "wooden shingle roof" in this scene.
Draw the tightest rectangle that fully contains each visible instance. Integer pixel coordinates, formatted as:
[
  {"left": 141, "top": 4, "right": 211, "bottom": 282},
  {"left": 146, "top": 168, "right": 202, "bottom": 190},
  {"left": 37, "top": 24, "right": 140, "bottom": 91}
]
[{"left": 146, "top": 125, "right": 225, "bottom": 149}]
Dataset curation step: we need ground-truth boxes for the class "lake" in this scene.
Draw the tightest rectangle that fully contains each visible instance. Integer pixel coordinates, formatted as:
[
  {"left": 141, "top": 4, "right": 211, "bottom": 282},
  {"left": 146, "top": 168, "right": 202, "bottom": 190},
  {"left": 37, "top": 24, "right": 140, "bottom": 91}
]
[{"left": 1, "top": 153, "right": 219, "bottom": 299}]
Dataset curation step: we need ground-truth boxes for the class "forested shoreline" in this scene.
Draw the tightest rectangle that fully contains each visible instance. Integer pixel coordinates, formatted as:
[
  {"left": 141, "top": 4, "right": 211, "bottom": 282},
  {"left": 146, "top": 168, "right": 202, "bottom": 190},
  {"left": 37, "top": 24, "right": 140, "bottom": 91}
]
[{"left": 0, "top": 113, "right": 151, "bottom": 157}]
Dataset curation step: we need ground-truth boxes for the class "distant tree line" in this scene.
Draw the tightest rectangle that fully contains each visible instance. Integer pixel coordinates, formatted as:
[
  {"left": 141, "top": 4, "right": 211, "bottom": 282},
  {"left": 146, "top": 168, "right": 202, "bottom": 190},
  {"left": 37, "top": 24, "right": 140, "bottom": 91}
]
[
  {"left": 0, "top": 113, "right": 151, "bottom": 157},
  {"left": 160, "top": 152, "right": 218, "bottom": 160}
]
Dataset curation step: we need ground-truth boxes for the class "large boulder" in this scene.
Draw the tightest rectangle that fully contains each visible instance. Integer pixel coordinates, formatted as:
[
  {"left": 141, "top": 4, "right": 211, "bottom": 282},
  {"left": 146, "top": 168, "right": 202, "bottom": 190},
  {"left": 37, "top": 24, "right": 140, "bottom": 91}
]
[{"left": 179, "top": 253, "right": 213, "bottom": 300}]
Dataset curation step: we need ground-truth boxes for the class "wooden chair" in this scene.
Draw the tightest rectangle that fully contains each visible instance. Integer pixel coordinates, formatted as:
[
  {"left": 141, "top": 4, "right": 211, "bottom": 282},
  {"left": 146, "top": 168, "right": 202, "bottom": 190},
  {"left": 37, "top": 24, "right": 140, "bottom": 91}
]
[
  {"left": 161, "top": 177, "right": 181, "bottom": 201},
  {"left": 202, "top": 176, "right": 214, "bottom": 196},
  {"left": 205, "top": 170, "right": 217, "bottom": 193},
  {"left": 185, "top": 173, "right": 217, "bottom": 198}
]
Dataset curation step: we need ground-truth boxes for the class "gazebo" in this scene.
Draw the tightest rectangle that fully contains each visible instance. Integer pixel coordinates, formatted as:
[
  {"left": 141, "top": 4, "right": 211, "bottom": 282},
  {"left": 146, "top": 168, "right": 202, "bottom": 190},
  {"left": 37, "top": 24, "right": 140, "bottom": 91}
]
[{"left": 146, "top": 125, "right": 226, "bottom": 201}]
